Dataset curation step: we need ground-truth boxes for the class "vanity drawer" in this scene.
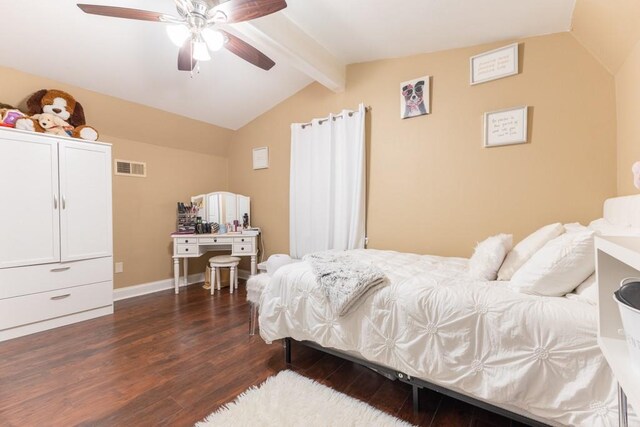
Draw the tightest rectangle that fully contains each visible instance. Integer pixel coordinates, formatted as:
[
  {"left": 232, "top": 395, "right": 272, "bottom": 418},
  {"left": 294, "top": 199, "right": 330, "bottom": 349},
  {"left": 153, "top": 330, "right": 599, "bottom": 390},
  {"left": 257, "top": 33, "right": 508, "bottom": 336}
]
[
  {"left": 176, "top": 244, "right": 198, "bottom": 255},
  {"left": 233, "top": 244, "right": 254, "bottom": 254},
  {"left": 234, "top": 237, "right": 253, "bottom": 245},
  {"left": 0, "top": 281, "right": 112, "bottom": 331},
  {"left": 176, "top": 237, "right": 196, "bottom": 244},
  {"left": 0, "top": 257, "right": 112, "bottom": 299},
  {"left": 199, "top": 237, "right": 233, "bottom": 244}
]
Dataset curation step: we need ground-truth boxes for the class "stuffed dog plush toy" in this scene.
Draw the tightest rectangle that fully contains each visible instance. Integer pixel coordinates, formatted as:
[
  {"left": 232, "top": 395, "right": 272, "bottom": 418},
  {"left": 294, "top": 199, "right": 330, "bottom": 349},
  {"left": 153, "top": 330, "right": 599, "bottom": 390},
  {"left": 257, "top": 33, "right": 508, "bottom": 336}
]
[
  {"left": 15, "top": 89, "right": 99, "bottom": 141},
  {"left": 31, "top": 113, "right": 73, "bottom": 137}
]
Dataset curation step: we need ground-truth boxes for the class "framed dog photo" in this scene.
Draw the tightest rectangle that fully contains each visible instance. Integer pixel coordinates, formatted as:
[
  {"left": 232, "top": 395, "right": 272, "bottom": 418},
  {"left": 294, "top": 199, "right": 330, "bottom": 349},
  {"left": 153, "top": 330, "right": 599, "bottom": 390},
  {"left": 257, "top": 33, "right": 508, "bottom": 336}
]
[{"left": 400, "top": 76, "right": 430, "bottom": 119}]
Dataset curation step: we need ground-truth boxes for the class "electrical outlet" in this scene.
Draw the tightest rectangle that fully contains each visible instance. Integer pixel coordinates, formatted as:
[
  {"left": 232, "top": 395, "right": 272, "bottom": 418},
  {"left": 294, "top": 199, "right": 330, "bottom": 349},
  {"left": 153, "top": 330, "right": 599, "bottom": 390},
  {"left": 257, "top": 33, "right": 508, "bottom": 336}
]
[{"left": 115, "top": 262, "right": 124, "bottom": 274}]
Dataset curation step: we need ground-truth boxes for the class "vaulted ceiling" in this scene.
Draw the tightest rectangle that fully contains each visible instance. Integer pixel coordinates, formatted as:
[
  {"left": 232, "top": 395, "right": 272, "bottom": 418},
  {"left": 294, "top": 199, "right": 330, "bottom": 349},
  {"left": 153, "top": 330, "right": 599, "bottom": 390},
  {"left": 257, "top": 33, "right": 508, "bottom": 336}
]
[{"left": 0, "top": 0, "right": 577, "bottom": 130}]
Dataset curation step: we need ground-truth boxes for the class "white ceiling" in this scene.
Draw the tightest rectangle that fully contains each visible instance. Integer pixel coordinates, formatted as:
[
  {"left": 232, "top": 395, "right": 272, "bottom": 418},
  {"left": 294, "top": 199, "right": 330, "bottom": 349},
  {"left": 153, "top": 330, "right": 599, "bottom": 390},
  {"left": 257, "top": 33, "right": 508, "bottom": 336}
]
[
  {"left": 283, "top": 0, "right": 576, "bottom": 64},
  {"left": 0, "top": 0, "right": 576, "bottom": 130}
]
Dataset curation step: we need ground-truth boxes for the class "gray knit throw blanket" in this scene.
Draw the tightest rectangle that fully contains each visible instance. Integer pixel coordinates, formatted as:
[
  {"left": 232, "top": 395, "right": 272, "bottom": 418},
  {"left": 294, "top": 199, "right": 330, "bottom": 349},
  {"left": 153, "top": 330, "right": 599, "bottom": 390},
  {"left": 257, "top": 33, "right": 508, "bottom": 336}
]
[{"left": 303, "top": 251, "right": 388, "bottom": 317}]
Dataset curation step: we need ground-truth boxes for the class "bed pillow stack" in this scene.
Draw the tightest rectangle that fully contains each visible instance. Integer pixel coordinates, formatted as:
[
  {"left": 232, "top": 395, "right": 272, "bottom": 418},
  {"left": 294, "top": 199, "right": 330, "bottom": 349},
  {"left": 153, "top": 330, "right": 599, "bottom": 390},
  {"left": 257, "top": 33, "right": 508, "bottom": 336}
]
[
  {"left": 467, "top": 234, "right": 513, "bottom": 281},
  {"left": 509, "top": 229, "right": 595, "bottom": 296},
  {"left": 571, "top": 273, "right": 597, "bottom": 304},
  {"left": 497, "top": 223, "right": 565, "bottom": 281}
]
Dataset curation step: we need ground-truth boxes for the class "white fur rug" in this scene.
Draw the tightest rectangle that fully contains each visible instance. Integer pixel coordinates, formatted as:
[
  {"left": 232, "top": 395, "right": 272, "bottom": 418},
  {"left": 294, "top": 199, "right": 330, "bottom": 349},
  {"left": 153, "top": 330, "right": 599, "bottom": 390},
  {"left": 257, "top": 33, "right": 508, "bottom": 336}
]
[{"left": 195, "top": 370, "right": 414, "bottom": 427}]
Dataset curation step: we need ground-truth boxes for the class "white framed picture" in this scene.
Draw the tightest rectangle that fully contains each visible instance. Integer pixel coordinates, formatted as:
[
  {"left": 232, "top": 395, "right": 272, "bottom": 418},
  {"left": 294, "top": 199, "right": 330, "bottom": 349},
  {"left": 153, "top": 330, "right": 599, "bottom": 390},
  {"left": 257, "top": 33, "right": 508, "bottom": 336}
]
[
  {"left": 252, "top": 147, "right": 269, "bottom": 170},
  {"left": 484, "top": 106, "right": 528, "bottom": 148},
  {"left": 470, "top": 43, "right": 519, "bottom": 85},
  {"left": 400, "top": 76, "right": 431, "bottom": 119}
]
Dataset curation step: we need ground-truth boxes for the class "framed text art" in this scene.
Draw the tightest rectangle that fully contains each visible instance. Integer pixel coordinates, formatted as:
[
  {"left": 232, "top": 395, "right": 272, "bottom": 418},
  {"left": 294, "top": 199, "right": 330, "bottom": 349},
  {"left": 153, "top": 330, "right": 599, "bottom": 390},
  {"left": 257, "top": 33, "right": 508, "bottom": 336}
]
[
  {"left": 484, "top": 106, "right": 528, "bottom": 148},
  {"left": 470, "top": 43, "right": 519, "bottom": 85}
]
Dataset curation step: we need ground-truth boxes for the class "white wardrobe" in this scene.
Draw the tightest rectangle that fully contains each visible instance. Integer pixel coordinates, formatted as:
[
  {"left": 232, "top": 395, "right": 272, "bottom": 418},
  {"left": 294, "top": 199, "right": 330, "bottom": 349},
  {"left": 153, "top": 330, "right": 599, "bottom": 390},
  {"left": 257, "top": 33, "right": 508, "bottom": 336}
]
[{"left": 0, "top": 128, "right": 113, "bottom": 342}]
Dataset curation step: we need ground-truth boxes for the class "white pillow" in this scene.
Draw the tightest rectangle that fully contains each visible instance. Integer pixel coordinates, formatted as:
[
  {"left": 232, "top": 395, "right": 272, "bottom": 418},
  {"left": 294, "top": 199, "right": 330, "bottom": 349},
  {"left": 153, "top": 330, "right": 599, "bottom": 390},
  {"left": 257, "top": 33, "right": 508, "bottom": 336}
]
[
  {"left": 468, "top": 234, "right": 513, "bottom": 281},
  {"left": 509, "top": 230, "right": 595, "bottom": 296},
  {"left": 572, "top": 273, "right": 597, "bottom": 304},
  {"left": 564, "top": 222, "right": 589, "bottom": 233},
  {"left": 497, "top": 223, "right": 565, "bottom": 281}
]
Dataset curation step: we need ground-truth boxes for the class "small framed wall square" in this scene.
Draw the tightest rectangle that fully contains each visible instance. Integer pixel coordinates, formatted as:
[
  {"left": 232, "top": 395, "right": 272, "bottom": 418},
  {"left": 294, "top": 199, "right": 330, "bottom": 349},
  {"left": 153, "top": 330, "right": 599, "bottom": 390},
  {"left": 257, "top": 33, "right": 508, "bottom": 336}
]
[
  {"left": 252, "top": 147, "right": 269, "bottom": 170},
  {"left": 470, "top": 43, "right": 519, "bottom": 85},
  {"left": 483, "top": 106, "right": 528, "bottom": 148}
]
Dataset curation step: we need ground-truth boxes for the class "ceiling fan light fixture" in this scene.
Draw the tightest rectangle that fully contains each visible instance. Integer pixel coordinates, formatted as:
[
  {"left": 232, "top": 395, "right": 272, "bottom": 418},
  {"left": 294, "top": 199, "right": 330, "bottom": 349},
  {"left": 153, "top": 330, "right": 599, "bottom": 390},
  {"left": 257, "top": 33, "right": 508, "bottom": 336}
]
[
  {"left": 193, "top": 40, "right": 212, "bottom": 61},
  {"left": 201, "top": 28, "right": 225, "bottom": 51},
  {"left": 166, "top": 24, "right": 191, "bottom": 47}
]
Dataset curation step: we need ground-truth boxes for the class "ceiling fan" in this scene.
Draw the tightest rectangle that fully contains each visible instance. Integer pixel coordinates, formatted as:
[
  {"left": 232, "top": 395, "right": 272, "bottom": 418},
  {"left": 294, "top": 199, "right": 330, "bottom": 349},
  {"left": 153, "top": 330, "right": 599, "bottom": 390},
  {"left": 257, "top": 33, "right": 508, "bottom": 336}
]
[{"left": 77, "top": 0, "right": 287, "bottom": 71}]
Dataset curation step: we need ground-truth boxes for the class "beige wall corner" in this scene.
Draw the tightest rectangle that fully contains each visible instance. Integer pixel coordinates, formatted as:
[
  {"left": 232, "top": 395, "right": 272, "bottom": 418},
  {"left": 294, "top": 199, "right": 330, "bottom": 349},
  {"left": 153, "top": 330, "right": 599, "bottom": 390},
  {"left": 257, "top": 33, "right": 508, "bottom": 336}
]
[
  {"left": 228, "top": 32, "right": 617, "bottom": 258},
  {"left": 570, "top": 0, "right": 640, "bottom": 75},
  {"left": 615, "top": 38, "right": 640, "bottom": 196},
  {"left": 105, "top": 135, "right": 228, "bottom": 289},
  {"left": 0, "top": 66, "right": 233, "bottom": 157}
]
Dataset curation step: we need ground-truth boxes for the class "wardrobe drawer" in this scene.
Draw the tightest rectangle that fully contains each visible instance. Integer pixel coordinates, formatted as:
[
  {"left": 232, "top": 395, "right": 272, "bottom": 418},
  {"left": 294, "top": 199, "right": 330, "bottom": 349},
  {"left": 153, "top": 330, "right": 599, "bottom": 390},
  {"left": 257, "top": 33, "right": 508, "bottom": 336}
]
[
  {"left": 0, "top": 257, "right": 112, "bottom": 299},
  {"left": 176, "top": 237, "right": 196, "bottom": 244},
  {"left": 233, "top": 244, "right": 254, "bottom": 254},
  {"left": 0, "top": 281, "right": 113, "bottom": 331},
  {"left": 176, "top": 244, "right": 197, "bottom": 255}
]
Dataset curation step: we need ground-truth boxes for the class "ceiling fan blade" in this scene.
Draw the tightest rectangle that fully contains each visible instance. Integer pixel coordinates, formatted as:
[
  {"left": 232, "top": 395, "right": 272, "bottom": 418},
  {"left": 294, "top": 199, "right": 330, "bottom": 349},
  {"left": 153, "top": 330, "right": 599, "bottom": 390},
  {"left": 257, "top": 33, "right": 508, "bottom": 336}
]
[
  {"left": 178, "top": 39, "right": 197, "bottom": 71},
  {"left": 222, "top": 31, "right": 275, "bottom": 70},
  {"left": 77, "top": 4, "right": 173, "bottom": 22},
  {"left": 213, "top": 0, "right": 287, "bottom": 24}
]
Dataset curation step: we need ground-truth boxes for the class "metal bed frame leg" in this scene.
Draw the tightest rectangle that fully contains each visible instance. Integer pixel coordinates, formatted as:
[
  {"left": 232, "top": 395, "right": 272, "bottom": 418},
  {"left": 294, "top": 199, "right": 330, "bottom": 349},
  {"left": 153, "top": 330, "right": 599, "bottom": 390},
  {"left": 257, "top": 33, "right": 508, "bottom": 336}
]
[
  {"left": 412, "top": 385, "right": 421, "bottom": 414},
  {"left": 618, "top": 383, "right": 628, "bottom": 427},
  {"left": 284, "top": 338, "right": 292, "bottom": 365},
  {"left": 249, "top": 302, "right": 258, "bottom": 336}
]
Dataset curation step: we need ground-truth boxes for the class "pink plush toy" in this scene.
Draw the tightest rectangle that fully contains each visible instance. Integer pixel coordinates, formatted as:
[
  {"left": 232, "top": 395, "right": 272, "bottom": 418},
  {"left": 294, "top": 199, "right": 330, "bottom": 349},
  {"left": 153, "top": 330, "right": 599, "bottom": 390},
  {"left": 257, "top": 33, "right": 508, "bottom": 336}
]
[{"left": 633, "top": 161, "right": 640, "bottom": 190}]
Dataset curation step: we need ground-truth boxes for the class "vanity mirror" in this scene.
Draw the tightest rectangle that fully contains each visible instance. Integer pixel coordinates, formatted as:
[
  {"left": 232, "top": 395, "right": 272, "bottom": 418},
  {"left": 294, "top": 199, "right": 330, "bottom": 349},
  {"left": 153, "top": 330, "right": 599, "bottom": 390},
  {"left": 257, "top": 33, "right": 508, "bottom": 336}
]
[{"left": 191, "top": 191, "right": 250, "bottom": 228}]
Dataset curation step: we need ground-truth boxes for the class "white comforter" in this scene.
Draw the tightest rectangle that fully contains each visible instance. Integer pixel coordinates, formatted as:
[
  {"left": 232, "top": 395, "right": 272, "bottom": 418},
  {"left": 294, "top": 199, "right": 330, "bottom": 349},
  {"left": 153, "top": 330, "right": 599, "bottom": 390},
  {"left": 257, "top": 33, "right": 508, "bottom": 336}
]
[{"left": 259, "top": 249, "right": 626, "bottom": 427}]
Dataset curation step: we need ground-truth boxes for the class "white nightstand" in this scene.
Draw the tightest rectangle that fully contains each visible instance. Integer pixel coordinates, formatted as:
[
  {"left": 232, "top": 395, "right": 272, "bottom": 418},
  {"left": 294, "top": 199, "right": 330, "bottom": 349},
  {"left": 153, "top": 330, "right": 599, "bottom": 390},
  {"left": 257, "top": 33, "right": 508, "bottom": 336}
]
[{"left": 595, "top": 236, "right": 640, "bottom": 426}]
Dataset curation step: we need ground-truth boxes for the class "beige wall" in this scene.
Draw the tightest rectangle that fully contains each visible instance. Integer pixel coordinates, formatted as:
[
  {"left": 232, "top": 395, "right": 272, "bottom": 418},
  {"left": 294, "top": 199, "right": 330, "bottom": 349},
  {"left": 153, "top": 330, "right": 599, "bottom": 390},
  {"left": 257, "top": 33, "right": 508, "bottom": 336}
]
[
  {"left": 571, "top": 0, "right": 640, "bottom": 74},
  {"left": 0, "top": 66, "right": 233, "bottom": 157},
  {"left": 105, "top": 135, "right": 227, "bottom": 288},
  {"left": 228, "top": 32, "right": 617, "bottom": 258},
  {"left": 0, "top": 66, "right": 230, "bottom": 288},
  {"left": 614, "top": 39, "right": 640, "bottom": 196},
  {"left": 570, "top": 2, "right": 640, "bottom": 196}
]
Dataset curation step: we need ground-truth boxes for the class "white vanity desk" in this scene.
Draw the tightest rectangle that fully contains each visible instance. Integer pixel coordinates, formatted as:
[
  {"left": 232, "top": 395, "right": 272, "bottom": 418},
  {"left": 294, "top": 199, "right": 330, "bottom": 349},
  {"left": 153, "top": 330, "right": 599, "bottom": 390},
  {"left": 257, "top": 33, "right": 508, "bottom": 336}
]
[
  {"left": 172, "top": 232, "right": 259, "bottom": 294},
  {"left": 172, "top": 191, "right": 258, "bottom": 294}
]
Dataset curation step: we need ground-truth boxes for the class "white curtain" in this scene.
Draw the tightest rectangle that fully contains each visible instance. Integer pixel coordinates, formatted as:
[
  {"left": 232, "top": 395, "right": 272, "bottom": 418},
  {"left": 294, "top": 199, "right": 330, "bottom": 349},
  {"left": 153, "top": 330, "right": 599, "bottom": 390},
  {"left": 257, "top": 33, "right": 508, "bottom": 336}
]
[{"left": 290, "top": 103, "right": 366, "bottom": 258}]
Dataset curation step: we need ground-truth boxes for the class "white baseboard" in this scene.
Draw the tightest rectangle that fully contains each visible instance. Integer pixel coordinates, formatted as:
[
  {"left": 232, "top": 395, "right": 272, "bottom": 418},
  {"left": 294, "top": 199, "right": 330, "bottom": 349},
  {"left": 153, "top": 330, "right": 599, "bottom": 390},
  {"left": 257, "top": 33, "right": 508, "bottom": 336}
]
[
  {"left": 113, "top": 269, "right": 251, "bottom": 301},
  {"left": 113, "top": 272, "right": 203, "bottom": 301}
]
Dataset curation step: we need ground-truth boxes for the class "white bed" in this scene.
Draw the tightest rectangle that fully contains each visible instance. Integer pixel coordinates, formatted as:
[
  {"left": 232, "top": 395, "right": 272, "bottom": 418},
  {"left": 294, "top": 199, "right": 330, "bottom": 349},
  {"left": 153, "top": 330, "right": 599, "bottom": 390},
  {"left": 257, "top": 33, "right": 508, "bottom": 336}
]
[{"left": 258, "top": 196, "right": 640, "bottom": 426}]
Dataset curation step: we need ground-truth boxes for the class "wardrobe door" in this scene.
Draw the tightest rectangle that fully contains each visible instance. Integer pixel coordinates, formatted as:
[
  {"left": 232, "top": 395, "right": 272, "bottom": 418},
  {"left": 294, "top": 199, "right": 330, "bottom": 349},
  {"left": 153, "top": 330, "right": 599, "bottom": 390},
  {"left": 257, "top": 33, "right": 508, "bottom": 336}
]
[
  {"left": 0, "top": 135, "right": 60, "bottom": 268},
  {"left": 59, "top": 140, "right": 112, "bottom": 262}
]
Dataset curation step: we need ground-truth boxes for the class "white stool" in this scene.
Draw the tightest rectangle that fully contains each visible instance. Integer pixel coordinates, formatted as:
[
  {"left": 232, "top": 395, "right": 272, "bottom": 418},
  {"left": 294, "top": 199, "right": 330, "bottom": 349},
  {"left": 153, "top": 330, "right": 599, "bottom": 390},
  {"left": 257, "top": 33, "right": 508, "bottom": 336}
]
[
  {"left": 208, "top": 255, "right": 241, "bottom": 295},
  {"left": 246, "top": 273, "right": 271, "bottom": 335}
]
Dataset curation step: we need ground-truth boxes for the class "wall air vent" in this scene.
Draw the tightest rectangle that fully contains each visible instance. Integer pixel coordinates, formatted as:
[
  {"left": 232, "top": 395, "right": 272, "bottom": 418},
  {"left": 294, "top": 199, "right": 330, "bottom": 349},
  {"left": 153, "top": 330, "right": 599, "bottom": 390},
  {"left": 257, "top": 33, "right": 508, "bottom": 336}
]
[{"left": 114, "top": 159, "right": 146, "bottom": 177}]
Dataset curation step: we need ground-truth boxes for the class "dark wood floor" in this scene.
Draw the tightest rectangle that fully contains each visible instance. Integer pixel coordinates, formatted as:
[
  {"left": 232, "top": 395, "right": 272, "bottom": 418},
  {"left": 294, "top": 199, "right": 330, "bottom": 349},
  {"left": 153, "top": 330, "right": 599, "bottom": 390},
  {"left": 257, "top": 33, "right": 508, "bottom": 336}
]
[{"left": 0, "top": 283, "right": 525, "bottom": 427}]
